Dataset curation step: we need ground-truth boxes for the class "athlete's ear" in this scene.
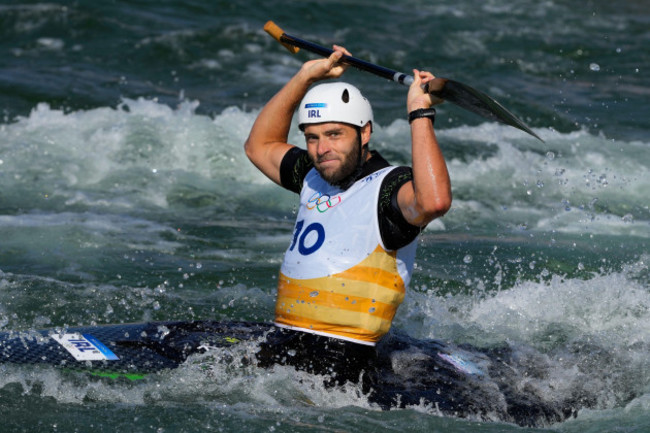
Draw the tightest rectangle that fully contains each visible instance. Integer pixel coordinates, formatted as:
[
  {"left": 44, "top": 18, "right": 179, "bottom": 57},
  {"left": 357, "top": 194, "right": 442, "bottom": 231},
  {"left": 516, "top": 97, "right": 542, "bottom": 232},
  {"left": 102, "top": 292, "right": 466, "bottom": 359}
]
[{"left": 361, "top": 122, "right": 372, "bottom": 146}]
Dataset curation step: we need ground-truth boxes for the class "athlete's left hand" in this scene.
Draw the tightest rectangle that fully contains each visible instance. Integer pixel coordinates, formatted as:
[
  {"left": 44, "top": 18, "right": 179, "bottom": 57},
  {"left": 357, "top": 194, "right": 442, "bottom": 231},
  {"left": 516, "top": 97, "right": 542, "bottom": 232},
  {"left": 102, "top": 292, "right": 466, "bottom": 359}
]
[{"left": 407, "top": 69, "right": 444, "bottom": 113}]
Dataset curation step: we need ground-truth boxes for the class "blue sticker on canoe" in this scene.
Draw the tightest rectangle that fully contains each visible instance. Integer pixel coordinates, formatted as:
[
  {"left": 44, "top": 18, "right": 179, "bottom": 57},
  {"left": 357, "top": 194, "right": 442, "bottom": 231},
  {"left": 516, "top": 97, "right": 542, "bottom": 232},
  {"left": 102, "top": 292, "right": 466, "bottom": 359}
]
[
  {"left": 51, "top": 333, "right": 119, "bottom": 361},
  {"left": 83, "top": 334, "right": 119, "bottom": 360}
]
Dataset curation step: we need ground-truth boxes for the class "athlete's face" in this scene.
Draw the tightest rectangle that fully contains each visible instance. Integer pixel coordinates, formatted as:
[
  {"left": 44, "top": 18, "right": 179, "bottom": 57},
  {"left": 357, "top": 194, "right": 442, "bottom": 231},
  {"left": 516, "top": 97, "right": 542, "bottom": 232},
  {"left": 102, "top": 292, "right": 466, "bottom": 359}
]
[{"left": 304, "top": 122, "right": 370, "bottom": 185}]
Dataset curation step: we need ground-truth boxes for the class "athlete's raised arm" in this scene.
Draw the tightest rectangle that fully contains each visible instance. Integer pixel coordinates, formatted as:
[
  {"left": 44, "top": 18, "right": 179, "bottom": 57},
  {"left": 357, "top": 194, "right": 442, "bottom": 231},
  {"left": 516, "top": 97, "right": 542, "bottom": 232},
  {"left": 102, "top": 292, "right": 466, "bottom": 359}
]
[
  {"left": 396, "top": 69, "right": 452, "bottom": 227},
  {"left": 244, "top": 46, "right": 352, "bottom": 186}
]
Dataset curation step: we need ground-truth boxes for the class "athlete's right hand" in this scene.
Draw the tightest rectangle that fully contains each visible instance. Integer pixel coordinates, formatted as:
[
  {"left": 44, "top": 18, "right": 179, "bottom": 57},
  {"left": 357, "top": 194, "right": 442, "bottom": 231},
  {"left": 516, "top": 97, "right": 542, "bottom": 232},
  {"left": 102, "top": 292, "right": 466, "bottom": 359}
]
[{"left": 299, "top": 45, "right": 352, "bottom": 83}]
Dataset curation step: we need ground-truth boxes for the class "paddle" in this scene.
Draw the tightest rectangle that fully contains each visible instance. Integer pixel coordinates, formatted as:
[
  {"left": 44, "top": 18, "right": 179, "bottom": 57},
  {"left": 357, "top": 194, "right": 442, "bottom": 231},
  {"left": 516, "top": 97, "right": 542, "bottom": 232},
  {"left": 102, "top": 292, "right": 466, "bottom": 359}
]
[{"left": 264, "top": 21, "right": 543, "bottom": 142}]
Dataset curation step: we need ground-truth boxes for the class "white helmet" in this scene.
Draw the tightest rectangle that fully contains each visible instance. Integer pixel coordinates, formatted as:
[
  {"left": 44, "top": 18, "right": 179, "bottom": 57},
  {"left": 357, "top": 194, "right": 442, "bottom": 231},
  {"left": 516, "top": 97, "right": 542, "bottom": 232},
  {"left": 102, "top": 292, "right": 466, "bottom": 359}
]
[{"left": 298, "top": 82, "right": 373, "bottom": 131}]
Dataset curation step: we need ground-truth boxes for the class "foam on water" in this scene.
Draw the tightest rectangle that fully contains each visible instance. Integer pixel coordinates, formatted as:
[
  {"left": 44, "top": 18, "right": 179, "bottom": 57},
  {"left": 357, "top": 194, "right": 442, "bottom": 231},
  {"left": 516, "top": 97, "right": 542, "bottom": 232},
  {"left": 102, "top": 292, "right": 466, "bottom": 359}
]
[
  {"left": 405, "top": 253, "right": 650, "bottom": 342},
  {"left": 0, "top": 99, "right": 285, "bottom": 216},
  {"left": 398, "top": 254, "right": 650, "bottom": 418},
  {"left": 0, "top": 335, "right": 375, "bottom": 420},
  {"left": 3, "top": 262, "right": 647, "bottom": 426},
  {"left": 3, "top": 101, "right": 646, "bottom": 235},
  {"left": 439, "top": 126, "right": 648, "bottom": 236}
]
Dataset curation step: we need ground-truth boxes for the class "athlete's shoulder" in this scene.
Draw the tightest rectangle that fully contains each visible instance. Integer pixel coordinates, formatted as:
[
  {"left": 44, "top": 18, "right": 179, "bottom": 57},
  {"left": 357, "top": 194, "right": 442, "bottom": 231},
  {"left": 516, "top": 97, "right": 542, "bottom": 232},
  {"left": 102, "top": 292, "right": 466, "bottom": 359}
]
[
  {"left": 280, "top": 147, "right": 313, "bottom": 193},
  {"left": 378, "top": 166, "right": 420, "bottom": 251}
]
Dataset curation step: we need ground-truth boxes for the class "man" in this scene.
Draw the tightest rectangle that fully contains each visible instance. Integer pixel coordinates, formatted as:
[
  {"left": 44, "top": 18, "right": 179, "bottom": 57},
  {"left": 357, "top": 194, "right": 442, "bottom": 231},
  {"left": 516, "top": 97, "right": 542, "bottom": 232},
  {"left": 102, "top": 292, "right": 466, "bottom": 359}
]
[{"left": 244, "top": 45, "right": 451, "bottom": 385}]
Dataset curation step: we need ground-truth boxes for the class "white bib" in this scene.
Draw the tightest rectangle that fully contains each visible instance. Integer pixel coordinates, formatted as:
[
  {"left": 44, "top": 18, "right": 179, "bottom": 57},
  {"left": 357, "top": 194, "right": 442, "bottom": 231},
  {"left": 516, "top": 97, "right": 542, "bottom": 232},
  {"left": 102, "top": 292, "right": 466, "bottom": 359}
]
[{"left": 275, "top": 166, "right": 417, "bottom": 345}]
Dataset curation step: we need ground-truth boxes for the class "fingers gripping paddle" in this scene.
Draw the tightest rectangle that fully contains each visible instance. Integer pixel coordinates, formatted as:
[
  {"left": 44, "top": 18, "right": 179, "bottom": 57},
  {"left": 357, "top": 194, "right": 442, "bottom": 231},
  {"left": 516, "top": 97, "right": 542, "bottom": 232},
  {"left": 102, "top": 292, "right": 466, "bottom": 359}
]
[{"left": 264, "top": 21, "right": 543, "bottom": 142}]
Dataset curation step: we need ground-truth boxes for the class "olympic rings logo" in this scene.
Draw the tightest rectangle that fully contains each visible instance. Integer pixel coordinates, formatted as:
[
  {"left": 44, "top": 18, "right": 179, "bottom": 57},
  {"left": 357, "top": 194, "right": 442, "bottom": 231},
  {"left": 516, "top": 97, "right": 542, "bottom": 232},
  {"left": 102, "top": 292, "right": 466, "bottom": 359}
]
[{"left": 306, "top": 192, "right": 342, "bottom": 213}]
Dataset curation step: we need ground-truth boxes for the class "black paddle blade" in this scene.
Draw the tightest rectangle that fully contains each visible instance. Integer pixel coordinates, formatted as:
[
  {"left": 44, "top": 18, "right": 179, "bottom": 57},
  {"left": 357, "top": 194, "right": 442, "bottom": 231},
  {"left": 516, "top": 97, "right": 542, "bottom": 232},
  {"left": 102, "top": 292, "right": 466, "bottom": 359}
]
[{"left": 429, "top": 79, "right": 543, "bottom": 142}]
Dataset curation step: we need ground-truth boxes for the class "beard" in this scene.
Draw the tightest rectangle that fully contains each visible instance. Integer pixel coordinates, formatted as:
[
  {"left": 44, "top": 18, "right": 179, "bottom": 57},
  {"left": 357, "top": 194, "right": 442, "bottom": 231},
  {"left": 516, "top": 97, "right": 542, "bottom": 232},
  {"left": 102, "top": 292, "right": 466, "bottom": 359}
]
[{"left": 312, "top": 139, "right": 362, "bottom": 187}]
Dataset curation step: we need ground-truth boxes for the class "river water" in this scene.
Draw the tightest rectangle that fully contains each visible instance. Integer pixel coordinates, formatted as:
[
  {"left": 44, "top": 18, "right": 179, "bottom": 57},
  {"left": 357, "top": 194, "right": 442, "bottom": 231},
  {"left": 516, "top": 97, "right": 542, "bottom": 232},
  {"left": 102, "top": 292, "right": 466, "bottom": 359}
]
[{"left": 0, "top": 1, "right": 648, "bottom": 432}]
